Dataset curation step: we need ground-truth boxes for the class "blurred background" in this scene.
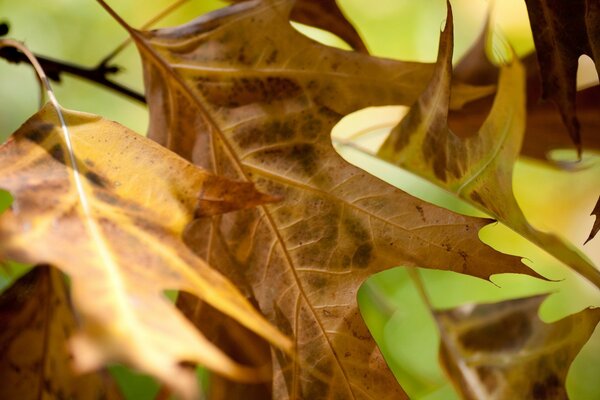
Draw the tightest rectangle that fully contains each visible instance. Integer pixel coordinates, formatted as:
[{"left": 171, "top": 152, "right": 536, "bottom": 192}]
[{"left": 0, "top": 0, "right": 598, "bottom": 398}]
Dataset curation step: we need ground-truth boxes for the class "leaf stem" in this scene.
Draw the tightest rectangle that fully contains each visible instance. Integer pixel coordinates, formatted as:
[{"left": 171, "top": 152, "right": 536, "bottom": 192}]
[{"left": 97, "top": 0, "right": 191, "bottom": 67}]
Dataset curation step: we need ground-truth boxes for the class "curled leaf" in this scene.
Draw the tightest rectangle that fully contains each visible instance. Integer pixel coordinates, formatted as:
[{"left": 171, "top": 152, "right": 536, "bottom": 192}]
[
  {"left": 229, "top": 0, "right": 369, "bottom": 52},
  {"left": 377, "top": 8, "right": 600, "bottom": 289}
]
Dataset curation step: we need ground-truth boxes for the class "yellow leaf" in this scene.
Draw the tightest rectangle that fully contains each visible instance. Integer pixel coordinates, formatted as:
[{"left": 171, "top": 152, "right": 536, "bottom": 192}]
[{"left": 0, "top": 104, "right": 291, "bottom": 399}]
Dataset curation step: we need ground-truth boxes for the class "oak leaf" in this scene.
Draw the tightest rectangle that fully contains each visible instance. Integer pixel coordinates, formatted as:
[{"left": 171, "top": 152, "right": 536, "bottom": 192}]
[
  {"left": 377, "top": 10, "right": 600, "bottom": 289},
  {"left": 0, "top": 104, "right": 290, "bottom": 399},
  {"left": 99, "top": 0, "right": 543, "bottom": 397},
  {"left": 452, "top": 40, "right": 600, "bottom": 163},
  {"left": 0, "top": 265, "right": 122, "bottom": 400},
  {"left": 523, "top": 0, "right": 600, "bottom": 154},
  {"left": 435, "top": 295, "right": 600, "bottom": 399}
]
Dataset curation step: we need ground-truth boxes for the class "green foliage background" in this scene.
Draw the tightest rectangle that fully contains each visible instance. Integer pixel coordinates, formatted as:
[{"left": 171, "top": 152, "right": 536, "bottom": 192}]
[{"left": 0, "top": 0, "right": 598, "bottom": 398}]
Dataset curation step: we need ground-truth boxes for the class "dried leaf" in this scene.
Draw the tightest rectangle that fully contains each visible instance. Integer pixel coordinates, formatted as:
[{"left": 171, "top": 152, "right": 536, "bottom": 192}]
[
  {"left": 436, "top": 295, "right": 600, "bottom": 400},
  {"left": 0, "top": 265, "right": 122, "bottom": 400},
  {"left": 377, "top": 8, "right": 600, "bottom": 289},
  {"left": 99, "top": 0, "right": 543, "bottom": 397},
  {"left": 229, "top": 0, "right": 368, "bottom": 52},
  {"left": 177, "top": 293, "right": 273, "bottom": 400},
  {"left": 453, "top": 47, "right": 600, "bottom": 161},
  {"left": 586, "top": 196, "right": 600, "bottom": 244},
  {"left": 523, "top": 0, "right": 600, "bottom": 154},
  {"left": 0, "top": 104, "right": 290, "bottom": 399}
]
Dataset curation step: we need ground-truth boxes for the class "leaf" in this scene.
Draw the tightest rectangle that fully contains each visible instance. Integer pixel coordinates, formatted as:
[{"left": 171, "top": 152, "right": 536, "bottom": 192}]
[
  {"left": 523, "top": 0, "right": 600, "bottom": 154},
  {"left": 586, "top": 196, "right": 600, "bottom": 244},
  {"left": 177, "top": 293, "right": 273, "bottom": 400},
  {"left": 0, "top": 265, "right": 123, "bottom": 400},
  {"left": 377, "top": 8, "right": 600, "bottom": 289},
  {"left": 453, "top": 46, "right": 600, "bottom": 162},
  {"left": 99, "top": 0, "right": 543, "bottom": 397},
  {"left": 435, "top": 295, "right": 600, "bottom": 399},
  {"left": 229, "top": 0, "right": 369, "bottom": 52},
  {"left": 0, "top": 104, "right": 291, "bottom": 399}
]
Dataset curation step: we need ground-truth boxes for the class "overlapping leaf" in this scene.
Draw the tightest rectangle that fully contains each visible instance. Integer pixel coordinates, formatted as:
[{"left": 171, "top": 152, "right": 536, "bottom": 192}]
[
  {"left": 377, "top": 12, "right": 600, "bottom": 289},
  {"left": 435, "top": 295, "right": 600, "bottom": 399},
  {"left": 523, "top": 0, "right": 600, "bottom": 154},
  {"left": 0, "top": 104, "right": 291, "bottom": 399},
  {"left": 452, "top": 42, "right": 600, "bottom": 163},
  {"left": 0, "top": 265, "right": 122, "bottom": 400},
  {"left": 229, "top": 0, "right": 368, "bottom": 52},
  {"left": 98, "top": 0, "right": 545, "bottom": 397}
]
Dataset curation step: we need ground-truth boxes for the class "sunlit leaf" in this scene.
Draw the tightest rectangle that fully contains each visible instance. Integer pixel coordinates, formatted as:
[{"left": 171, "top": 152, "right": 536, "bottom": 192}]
[
  {"left": 377, "top": 8, "right": 600, "bottom": 289},
  {"left": 436, "top": 295, "right": 600, "bottom": 399},
  {"left": 0, "top": 265, "right": 122, "bottom": 400},
  {"left": 0, "top": 104, "right": 290, "bottom": 399},
  {"left": 97, "top": 0, "right": 543, "bottom": 397}
]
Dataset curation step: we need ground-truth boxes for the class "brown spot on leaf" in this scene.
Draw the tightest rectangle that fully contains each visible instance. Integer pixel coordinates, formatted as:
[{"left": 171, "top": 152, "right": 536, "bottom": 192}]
[{"left": 460, "top": 311, "right": 531, "bottom": 352}]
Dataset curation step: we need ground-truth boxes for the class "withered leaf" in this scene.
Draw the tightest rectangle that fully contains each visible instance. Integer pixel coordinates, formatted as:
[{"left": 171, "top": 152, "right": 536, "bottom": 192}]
[
  {"left": 436, "top": 295, "right": 600, "bottom": 400},
  {"left": 453, "top": 45, "right": 600, "bottom": 162},
  {"left": 0, "top": 265, "right": 122, "bottom": 400},
  {"left": 229, "top": 0, "right": 368, "bottom": 52},
  {"left": 377, "top": 10, "right": 600, "bottom": 289},
  {"left": 99, "top": 0, "right": 543, "bottom": 397},
  {"left": 586, "top": 196, "right": 600, "bottom": 244},
  {"left": 0, "top": 104, "right": 290, "bottom": 399},
  {"left": 523, "top": 0, "right": 600, "bottom": 153}
]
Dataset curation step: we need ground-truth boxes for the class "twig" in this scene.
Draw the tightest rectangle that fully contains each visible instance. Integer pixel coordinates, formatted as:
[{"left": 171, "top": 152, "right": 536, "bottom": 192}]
[{"left": 0, "top": 24, "right": 145, "bottom": 104}]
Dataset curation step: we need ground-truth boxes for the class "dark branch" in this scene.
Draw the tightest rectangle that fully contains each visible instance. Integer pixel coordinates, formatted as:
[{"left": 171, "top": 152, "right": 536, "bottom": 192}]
[{"left": 0, "top": 27, "right": 146, "bottom": 104}]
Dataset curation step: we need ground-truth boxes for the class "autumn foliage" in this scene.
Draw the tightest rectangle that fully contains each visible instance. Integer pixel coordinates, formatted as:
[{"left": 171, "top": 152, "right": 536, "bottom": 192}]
[{"left": 0, "top": 0, "right": 598, "bottom": 399}]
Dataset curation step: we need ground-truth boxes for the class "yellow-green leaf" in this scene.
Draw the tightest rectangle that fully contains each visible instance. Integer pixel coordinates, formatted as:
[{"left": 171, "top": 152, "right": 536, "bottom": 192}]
[{"left": 0, "top": 104, "right": 290, "bottom": 399}]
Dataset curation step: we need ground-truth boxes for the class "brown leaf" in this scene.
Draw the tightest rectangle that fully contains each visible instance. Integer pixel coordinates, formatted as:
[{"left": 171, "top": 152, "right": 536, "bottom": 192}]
[
  {"left": 377, "top": 7, "right": 600, "bottom": 289},
  {"left": 0, "top": 104, "right": 290, "bottom": 399},
  {"left": 177, "top": 293, "right": 273, "bottom": 400},
  {"left": 98, "top": 0, "right": 543, "bottom": 397},
  {"left": 436, "top": 295, "right": 600, "bottom": 399},
  {"left": 229, "top": 0, "right": 369, "bottom": 52},
  {"left": 523, "top": 0, "right": 600, "bottom": 154},
  {"left": 453, "top": 47, "right": 600, "bottom": 161},
  {"left": 586, "top": 196, "right": 600, "bottom": 244},
  {"left": 0, "top": 265, "right": 122, "bottom": 400}
]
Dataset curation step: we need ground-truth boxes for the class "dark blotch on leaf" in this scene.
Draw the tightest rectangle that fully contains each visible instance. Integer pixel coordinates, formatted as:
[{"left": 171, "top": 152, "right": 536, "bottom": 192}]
[
  {"left": 532, "top": 373, "right": 562, "bottom": 400},
  {"left": 352, "top": 243, "right": 373, "bottom": 268},
  {"left": 85, "top": 171, "right": 108, "bottom": 188},
  {"left": 24, "top": 122, "right": 54, "bottom": 143},
  {"left": 49, "top": 144, "right": 65, "bottom": 164},
  {"left": 460, "top": 311, "right": 531, "bottom": 352}
]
